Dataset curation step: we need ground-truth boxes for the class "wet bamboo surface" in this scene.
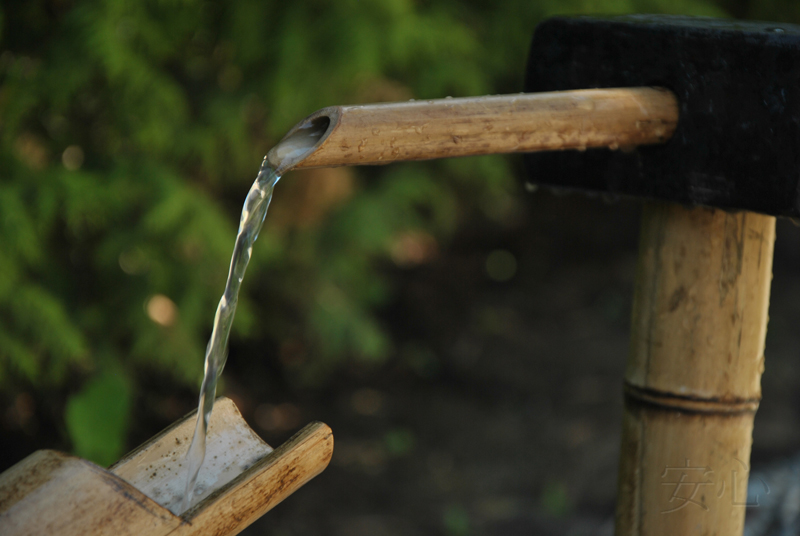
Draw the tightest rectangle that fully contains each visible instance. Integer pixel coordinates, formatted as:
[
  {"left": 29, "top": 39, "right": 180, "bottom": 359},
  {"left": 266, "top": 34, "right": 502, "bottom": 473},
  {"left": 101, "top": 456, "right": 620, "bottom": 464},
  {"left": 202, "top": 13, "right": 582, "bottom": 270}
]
[
  {"left": 175, "top": 421, "right": 332, "bottom": 536},
  {"left": 0, "top": 398, "right": 333, "bottom": 536},
  {"left": 268, "top": 87, "right": 678, "bottom": 175},
  {"left": 110, "top": 397, "right": 273, "bottom": 513},
  {"left": 616, "top": 202, "right": 775, "bottom": 536}
]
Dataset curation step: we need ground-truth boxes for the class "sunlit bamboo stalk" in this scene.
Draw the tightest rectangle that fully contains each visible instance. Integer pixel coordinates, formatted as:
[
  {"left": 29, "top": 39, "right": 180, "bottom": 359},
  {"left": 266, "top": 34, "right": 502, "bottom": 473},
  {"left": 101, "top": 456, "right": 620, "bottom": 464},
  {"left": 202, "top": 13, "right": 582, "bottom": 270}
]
[{"left": 268, "top": 87, "right": 678, "bottom": 175}]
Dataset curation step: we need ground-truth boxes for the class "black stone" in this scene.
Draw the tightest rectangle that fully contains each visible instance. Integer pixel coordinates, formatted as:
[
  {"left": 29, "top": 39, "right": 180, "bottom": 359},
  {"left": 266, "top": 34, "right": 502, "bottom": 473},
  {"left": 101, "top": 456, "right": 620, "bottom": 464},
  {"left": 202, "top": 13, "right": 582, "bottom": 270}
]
[{"left": 523, "top": 15, "right": 800, "bottom": 217}]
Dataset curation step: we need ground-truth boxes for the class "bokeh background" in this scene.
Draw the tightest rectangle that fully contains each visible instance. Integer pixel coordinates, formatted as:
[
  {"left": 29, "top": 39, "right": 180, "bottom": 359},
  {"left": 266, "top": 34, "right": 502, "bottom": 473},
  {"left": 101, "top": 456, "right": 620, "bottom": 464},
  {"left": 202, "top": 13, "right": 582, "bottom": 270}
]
[{"left": 3, "top": 1, "right": 800, "bottom": 535}]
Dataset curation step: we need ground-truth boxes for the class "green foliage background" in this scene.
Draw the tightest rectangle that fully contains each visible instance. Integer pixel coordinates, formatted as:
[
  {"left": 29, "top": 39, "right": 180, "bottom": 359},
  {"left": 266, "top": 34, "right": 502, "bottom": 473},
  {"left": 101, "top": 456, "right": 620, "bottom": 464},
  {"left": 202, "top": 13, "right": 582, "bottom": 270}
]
[{"left": 0, "top": 0, "right": 787, "bottom": 464}]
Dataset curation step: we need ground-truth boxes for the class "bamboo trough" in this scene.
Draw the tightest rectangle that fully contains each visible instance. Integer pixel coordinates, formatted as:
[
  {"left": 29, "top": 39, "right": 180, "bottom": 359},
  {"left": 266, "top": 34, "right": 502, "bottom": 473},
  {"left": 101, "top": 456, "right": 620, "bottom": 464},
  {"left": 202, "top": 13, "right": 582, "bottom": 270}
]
[{"left": 0, "top": 398, "right": 333, "bottom": 536}]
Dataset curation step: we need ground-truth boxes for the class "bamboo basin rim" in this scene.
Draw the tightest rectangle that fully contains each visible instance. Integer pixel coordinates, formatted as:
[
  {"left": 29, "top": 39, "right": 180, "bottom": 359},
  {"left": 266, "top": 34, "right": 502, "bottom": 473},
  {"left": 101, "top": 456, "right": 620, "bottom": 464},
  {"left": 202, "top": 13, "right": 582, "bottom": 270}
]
[
  {"left": 0, "top": 410, "right": 334, "bottom": 536},
  {"left": 181, "top": 420, "right": 333, "bottom": 520}
]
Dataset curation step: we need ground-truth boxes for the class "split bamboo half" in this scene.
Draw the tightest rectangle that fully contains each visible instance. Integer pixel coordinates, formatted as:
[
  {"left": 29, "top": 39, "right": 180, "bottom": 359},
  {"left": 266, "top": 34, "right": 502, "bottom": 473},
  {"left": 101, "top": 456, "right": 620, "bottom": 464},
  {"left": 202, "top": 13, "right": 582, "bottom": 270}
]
[
  {"left": 616, "top": 202, "right": 775, "bottom": 535},
  {"left": 266, "top": 87, "right": 678, "bottom": 175},
  {"left": 0, "top": 397, "right": 333, "bottom": 536}
]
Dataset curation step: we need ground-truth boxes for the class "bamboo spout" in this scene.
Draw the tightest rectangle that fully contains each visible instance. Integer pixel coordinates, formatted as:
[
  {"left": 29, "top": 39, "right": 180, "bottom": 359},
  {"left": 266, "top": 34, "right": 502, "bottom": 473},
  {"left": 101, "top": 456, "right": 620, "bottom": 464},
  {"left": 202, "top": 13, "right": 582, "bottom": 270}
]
[
  {"left": 267, "top": 87, "right": 679, "bottom": 175},
  {"left": 0, "top": 397, "right": 333, "bottom": 536}
]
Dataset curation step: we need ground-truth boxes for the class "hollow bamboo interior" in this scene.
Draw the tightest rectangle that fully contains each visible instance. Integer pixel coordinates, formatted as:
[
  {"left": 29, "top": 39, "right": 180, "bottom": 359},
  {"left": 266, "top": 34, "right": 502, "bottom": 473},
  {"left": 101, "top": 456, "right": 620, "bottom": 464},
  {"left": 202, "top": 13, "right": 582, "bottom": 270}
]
[
  {"left": 616, "top": 202, "right": 775, "bottom": 536},
  {"left": 174, "top": 420, "right": 332, "bottom": 536},
  {"left": 111, "top": 397, "right": 273, "bottom": 514},
  {"left": 0, "top": 398, "right": 333, "bottom": 536},
  {"left": 267, "top": 87, "right": 678, "bottom": 175}
]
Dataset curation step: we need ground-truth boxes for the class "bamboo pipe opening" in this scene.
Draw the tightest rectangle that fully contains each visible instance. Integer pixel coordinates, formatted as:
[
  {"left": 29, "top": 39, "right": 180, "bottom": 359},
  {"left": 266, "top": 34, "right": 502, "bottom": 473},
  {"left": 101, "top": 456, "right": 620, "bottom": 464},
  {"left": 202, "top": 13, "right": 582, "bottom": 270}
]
[
  {"left": 267, "top": 87, "right": 679, "bottom": 176},
  {"left": 267, "top": 113, "right": 335, "bottom": 175}
]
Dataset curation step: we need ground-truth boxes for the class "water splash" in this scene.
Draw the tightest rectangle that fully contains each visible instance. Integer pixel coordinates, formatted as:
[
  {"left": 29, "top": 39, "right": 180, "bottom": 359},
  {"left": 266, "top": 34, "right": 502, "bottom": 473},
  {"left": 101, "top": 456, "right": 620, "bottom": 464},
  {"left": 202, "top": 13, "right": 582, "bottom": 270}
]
[{"left": 179, "top": 158, "right": 280, "bottom": 514}]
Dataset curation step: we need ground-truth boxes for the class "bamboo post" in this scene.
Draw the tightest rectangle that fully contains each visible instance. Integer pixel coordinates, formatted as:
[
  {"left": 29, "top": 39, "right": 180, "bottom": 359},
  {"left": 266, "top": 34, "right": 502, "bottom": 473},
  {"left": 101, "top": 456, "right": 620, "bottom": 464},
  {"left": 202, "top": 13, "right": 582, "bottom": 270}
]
[
  {"left": 0, "top": 397, "right": 333, "bottom": 536},
  {"left": 267, "top": 87, "right": 678, "bottom": 175},
  {"left": 616, "top": 202, "right": 775, "bottom": 535}
]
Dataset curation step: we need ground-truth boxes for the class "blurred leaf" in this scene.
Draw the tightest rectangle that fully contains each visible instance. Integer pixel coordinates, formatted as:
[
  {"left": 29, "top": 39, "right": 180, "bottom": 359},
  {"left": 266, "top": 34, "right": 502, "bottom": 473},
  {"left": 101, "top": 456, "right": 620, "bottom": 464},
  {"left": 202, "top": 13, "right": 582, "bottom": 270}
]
[
  {"left": 65, "top": 368, "right": 132, "bottom": 466},
  {"left": 540, "top": 480, "right": 572, "bottom": 518},
  {"left": 384, "top": 427, "right": 416, "bottom": 457},
  {"left": 443, "top": 504, "right": 471, "bottom": 536}
]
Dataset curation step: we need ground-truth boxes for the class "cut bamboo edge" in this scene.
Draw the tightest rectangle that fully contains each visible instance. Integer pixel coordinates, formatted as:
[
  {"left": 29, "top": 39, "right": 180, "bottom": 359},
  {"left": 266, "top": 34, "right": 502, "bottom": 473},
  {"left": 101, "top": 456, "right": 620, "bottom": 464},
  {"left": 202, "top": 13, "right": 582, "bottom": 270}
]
[
  {"left": 0, "top": 397, "right": 333, "bottom": 536},
  {"left": 267, "top": 87, "right": 679, "bottom": 176}
]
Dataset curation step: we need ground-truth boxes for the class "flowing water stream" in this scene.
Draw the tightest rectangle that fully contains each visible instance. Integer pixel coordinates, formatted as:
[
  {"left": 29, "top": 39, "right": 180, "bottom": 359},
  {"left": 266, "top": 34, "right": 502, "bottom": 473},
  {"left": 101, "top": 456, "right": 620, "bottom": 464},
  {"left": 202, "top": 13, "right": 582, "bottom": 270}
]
[
  {"left": 178, "top": 117, "right": 329, "bottom": 515},
  {"left": 179, "top": 158, "right": 280, "bottom": 514}
]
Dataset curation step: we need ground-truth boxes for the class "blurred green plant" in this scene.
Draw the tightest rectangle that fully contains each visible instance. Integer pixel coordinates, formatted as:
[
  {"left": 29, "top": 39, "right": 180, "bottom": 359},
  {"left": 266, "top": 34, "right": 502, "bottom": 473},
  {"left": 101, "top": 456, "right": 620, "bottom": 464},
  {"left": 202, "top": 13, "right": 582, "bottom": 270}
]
[
  {"left": 540, "top": 480, "right": 572, "bottom": 518},
  {"left": 65, "top": 366, "right": 132, "bottom": 466},
  {"left": 443, "top": 504, "right": 471, "bottom": 536},
  {"left": 384, "top": 427, "right": 416, "bottom": 457},
  {"left": 1, "top": 0, "right": 728, "bottom": 463}
]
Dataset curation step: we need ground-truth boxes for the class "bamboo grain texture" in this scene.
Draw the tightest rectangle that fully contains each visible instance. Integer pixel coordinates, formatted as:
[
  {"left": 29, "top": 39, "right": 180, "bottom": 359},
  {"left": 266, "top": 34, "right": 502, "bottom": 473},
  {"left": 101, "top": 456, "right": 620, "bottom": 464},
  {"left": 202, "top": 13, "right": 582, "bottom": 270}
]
[
  {"left": 627, "top": 203, "right": 774, "bottom": 403},
  {"left": 0, "top": 450, "right": 181, "bottom": 536},
  {"left": 616, "top": 203, "right": 775, "bottom": 536},
  {"left": 174, "top": 421, "right": 333, "bottom": 536},
  {"left": 0, "top": 402, "right": 332, "bottom": 536},
  {"left": 269, "top": 87, "right": 678, "bottom": 175}
]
